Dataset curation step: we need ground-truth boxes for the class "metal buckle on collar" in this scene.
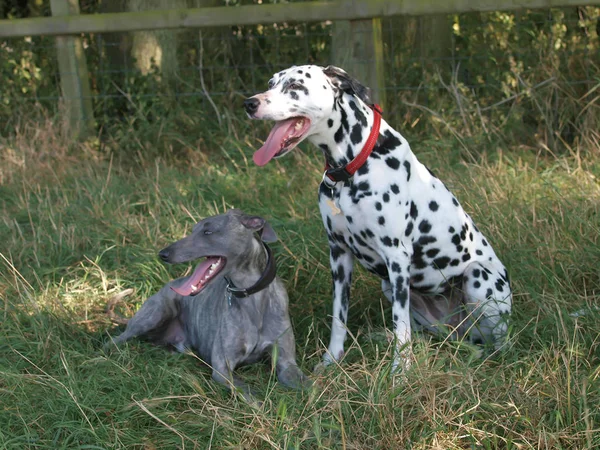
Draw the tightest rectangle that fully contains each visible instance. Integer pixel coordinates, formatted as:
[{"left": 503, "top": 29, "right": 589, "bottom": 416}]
[
  {"left": 321, "top": 171, "right": 337, "bottom": 188},
  {"left": 225, "top": 278, "right": 249, "bottom": 299}
]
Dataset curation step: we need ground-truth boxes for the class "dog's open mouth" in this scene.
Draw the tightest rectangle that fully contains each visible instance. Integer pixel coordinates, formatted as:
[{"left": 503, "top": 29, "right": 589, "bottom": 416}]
[
  {"left": 253, "top": 116, "right": 311, "bottom": 166},
  {"left": 171, "top": 256, "right": 226, "bottom": 297}
]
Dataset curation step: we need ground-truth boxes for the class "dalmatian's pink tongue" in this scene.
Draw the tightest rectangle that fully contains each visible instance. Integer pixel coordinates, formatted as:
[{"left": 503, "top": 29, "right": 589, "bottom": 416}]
[
  {"left": 253, "top": 117, "right": 307, "bottom": 166},
  {"left": 171, "top": 257, "right": 224, "bottom": 296}
]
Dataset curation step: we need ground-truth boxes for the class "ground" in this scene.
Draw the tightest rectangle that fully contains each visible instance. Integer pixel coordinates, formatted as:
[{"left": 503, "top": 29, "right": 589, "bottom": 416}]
[{"left": 1, "top": 123, "right": 599, "bottom": 449}]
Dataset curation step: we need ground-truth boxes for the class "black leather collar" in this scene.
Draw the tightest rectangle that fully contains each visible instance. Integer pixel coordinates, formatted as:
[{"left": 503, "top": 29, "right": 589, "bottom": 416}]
[{"left": 224, "top": 243, "right": 276, "bottom": 298}]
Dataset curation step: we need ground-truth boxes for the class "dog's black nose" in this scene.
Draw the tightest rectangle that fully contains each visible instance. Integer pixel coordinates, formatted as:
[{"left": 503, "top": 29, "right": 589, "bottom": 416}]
[
  {"left": 244, "top": 97, "right": 260, "bottom": 114},
  {"left": 158, "top": 248, "right": 170, "bottom": 262}
]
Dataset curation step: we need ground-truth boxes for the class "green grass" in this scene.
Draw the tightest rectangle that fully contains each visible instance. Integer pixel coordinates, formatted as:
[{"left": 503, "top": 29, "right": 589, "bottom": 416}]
[{"left": 1, "top": 118, "right": 599, "bottom": 449}]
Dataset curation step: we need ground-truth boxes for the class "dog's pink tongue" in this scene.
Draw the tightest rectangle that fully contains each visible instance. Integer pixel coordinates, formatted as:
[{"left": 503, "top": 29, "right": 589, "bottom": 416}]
[
  {"left": 253, "top": 118, "right": 296, "bottom": 166},
  {"left": 171, "top": 259, "right": 215, "bottom": 296}
]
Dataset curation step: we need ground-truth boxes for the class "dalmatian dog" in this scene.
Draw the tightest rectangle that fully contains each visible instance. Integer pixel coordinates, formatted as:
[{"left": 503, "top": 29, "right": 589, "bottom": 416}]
[{"left": 244, "top": 65, "right": 512, "bottom": 371}]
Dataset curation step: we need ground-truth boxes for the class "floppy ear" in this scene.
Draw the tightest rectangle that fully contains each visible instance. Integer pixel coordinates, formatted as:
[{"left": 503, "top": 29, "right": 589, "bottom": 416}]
[
  {"left": 323, "top": 65, "right": 372, "bottom": 104},
  {"left": 238, "top": 215, "right": 278, "bottom": 243}
]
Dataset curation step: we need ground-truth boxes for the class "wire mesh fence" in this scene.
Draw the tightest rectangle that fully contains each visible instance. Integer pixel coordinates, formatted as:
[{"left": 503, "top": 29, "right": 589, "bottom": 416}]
[{"left": 1, "top": 3, "right": 599, "bottom": 152}]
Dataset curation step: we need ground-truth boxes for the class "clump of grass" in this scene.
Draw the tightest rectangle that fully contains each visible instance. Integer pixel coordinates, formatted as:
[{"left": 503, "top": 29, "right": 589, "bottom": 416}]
[{"left": 1, "top": 114, "right": 599, "bottom": 448}]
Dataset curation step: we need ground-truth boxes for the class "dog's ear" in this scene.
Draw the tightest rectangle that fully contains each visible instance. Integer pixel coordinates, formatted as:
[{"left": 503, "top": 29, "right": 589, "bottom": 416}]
[
  {"left": 323, "top": 65, "right": 372, "bottom": 104},
  {"left": 238, "top": 215, "right": 278, "bottom": 243}
]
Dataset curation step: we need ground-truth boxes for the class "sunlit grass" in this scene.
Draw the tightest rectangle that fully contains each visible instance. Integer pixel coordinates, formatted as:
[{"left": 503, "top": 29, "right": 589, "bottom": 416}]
[{"left": 0, "top": 117, "right": 599, "bottom": 449}]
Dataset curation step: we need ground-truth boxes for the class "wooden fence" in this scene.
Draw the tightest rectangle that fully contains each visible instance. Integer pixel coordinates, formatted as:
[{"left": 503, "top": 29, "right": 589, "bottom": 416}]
[{"left": 1, "top": 0, "right": 598, "bottom": 138}]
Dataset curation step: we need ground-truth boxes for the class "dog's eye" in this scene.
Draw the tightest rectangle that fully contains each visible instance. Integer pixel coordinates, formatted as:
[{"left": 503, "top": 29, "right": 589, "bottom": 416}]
[
  {"left": 288, "top": 82, "right": 302, "bottom": 90},
  {"left": 204, "top": 230, "right": 213, "bottom": 235},
  {"left": 268, "top": 79, "right": 275, "bottom": 89}
]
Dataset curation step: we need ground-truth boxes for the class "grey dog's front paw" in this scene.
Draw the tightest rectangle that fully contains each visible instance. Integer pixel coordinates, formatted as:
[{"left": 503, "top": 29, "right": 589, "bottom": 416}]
[{"left": 278, "top": 365, "right": 312, "bottom": 390}]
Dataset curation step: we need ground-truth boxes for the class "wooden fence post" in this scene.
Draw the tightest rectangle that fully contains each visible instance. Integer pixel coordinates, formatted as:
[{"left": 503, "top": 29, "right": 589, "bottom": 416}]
[
  {"left": 50, "top": 0, "right": 94, "bottom": 138},
  {"left": 332, "top": 18, "right": 386, "bottom": 110}
]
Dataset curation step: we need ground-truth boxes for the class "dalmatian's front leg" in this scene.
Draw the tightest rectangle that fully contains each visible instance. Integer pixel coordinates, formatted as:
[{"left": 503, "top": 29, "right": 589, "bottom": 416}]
[
  {"left": 387, "top": 254, "right": 413, "bottom": 372},
  {"left": 322, "top": 242, "right": 354, "bottom": 367}
]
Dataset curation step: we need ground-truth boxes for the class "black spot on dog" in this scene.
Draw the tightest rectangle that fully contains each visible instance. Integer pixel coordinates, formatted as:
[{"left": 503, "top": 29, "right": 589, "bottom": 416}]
[
  {"left": 350, "top": 124, "right": 363, "bottom": 145},
  {"left": 429, "top": 201, "right": 439, "bottom": 212},
  {"left": 474, "top": 281, "right": 481, "bottom": 288},
  {"left": 405, "top": 222, "right": 414, "bottom": 236},
  {"left": 495, "top": 279, "right": 505, "bottom": 292},
  {"left": 306, "top": 72, "right": 311, "bottom": 78},
  {"left": 347, "top": 215, "right": 353, "bottom": 224},
  {"left": 349, "top": 100, "right": 367, "bottom": 127},
  {"left": 357, "top": 181, "right": 370, "bottom": 192},
  {"left": 378, "top": 216, "right": 385, "bottom": 225},
  {"left": 319, "top": 183, "right": 333, "bottom": 199},
  {"left": 418, "top": 235, "right": 437, "bottom": 245},
  {"left": 393, "top": 238, "right": 399, "bottom": 247},
  {"left": 362, "top": 254, "right": 374, "bottom": 263},
  {"left": 382, "top": 193, "right": 390, "bottom": 203},
  {"left": 449, "top": 226, "right": 455, "bottom": 233},
  {"left": 476, "top": 249, "right": 483, "bottom": 256},
  {"left": 462, "top": 253, "right": 471, "bottom": 262},
  {"left": 486, "top": 288, "right": 493, "bottom": 298},
  {"left": 426, "top": 248, "right": 440, "bottom": 258},
  {"left": 353, "top": 233, "right": 366, "bottom": 247},
  {"left": 290, "top": 91, "right": 299, "bottom": 100},
  {"left": 410, "top": 202, "right": 418, "bottom": 219},
  {"left": 330, "top": 245, "right": 344, "bottom": 260},
  {"left": 418, "top": 220, "right": 432, "bottom": 234},
  {"left": 391, "top": 262, "right": 401, "bottom": 273},
  {"left": 412, "top": 273, "right": 424, "bottom": 283},
  {"left": 374, "top": 130, "right": 401, "bottom": 156},
  {"left": 327, "top": 119, "right": 334, "bottom": 128},
  {"left": 390, "top": 184, "right": 400, "bottom": 195},
  {"left": 375, "top": 202, "right": 382, "bottom": 211},
  {"left": 346, "top": 145, "right": 354, "bottom": 161},
  {"left": 432, "top": 256, "right": 451, "bottom": 270},
  {"left": 326, "top": 216, "right": 332, "bottom": 231},
  {"left": 452, "top": 198, "right": 459, "bottom": 207},
  {"left": 482, "top": 239, "right": 489, "bottom": 247},
  {"left": 395, "top": 284, "right": 408, "bottom": 308},
  {"left": 473, "top": 269, "right": 480, "bottom": 278},
  {"left": 340, "top": 107, "right": 349, "bottom": 132},
  {"left": 381, "top": 236, "right": 393, "bottom": 247},
  {"left": 365, "top": 229, "right": 375, "bottom": 238},
  {"left": 450, "top": 259, "right": 460, "bottom": 266},
  {"left": 386, "top": 157, "right": 400, "bottom": 170},
  {"left": 403, "top": 161, "right": 411, "bottom": 181},
  {"left": 334, "top": 125, "right": 345, "bottom": 143},
  {"left": 456, "top": 245, "right": 463, "bottom": 252},
  {"left": 369, "top": 263, "right": 388, "bottom": 278},
  {"left": 411, "top": 244, "right": 427, "bottom": 269},
  {"left": 333, "top": 265, "right": 346, "bottom": 282},
  {"left": 357, "top": 160, "right": 370, "bottom": 176},
  {"left": 481, "top": 271, "right": 489, "bottom": 281},
  {"left": 469, "top": 232, "right": 473, "bottom": 241}
]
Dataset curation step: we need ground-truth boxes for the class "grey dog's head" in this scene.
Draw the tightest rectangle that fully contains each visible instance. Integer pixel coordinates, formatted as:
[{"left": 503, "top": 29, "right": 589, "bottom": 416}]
[
  {"left": 158, "top": 209, "right": 276, "bottom": 296},
  {"left": 243, "top": 65, "right": 371, "bottom": 166}
]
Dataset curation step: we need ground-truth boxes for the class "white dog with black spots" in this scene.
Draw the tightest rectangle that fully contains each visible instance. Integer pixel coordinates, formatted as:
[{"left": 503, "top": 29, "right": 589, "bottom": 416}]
[{"left": 244, "top": 65, "right": 512, "bottom": 371}]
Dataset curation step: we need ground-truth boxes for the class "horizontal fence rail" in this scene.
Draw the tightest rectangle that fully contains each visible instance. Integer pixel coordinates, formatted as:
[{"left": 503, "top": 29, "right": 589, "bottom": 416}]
[{"left": 1, "top": 0, "right": 600, "bottom": 37}]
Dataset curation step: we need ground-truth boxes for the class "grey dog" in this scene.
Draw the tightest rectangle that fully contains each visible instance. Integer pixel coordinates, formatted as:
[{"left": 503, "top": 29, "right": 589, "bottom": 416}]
[{"left": 107, "top": 209, "right": 308, "bottom": 395}]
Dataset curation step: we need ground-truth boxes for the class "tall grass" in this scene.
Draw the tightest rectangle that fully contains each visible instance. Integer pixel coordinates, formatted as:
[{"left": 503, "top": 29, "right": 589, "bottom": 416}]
[{"left": 1, "top": 93, "right": 599, "bottom": 448}]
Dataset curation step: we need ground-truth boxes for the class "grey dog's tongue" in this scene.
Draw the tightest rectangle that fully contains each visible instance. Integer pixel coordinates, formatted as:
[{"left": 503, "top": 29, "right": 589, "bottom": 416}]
[
  {"left": 253, "top": 118, "right": 298, "bottom": 166},
  {"left": 170, "top": 258, "right": 218, "bottom": 296}
]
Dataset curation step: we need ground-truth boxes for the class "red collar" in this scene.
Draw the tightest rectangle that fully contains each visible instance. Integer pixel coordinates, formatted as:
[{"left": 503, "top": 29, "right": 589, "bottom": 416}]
[{"left": 324, "top": 103, "right": 382, "bottom": 182}]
